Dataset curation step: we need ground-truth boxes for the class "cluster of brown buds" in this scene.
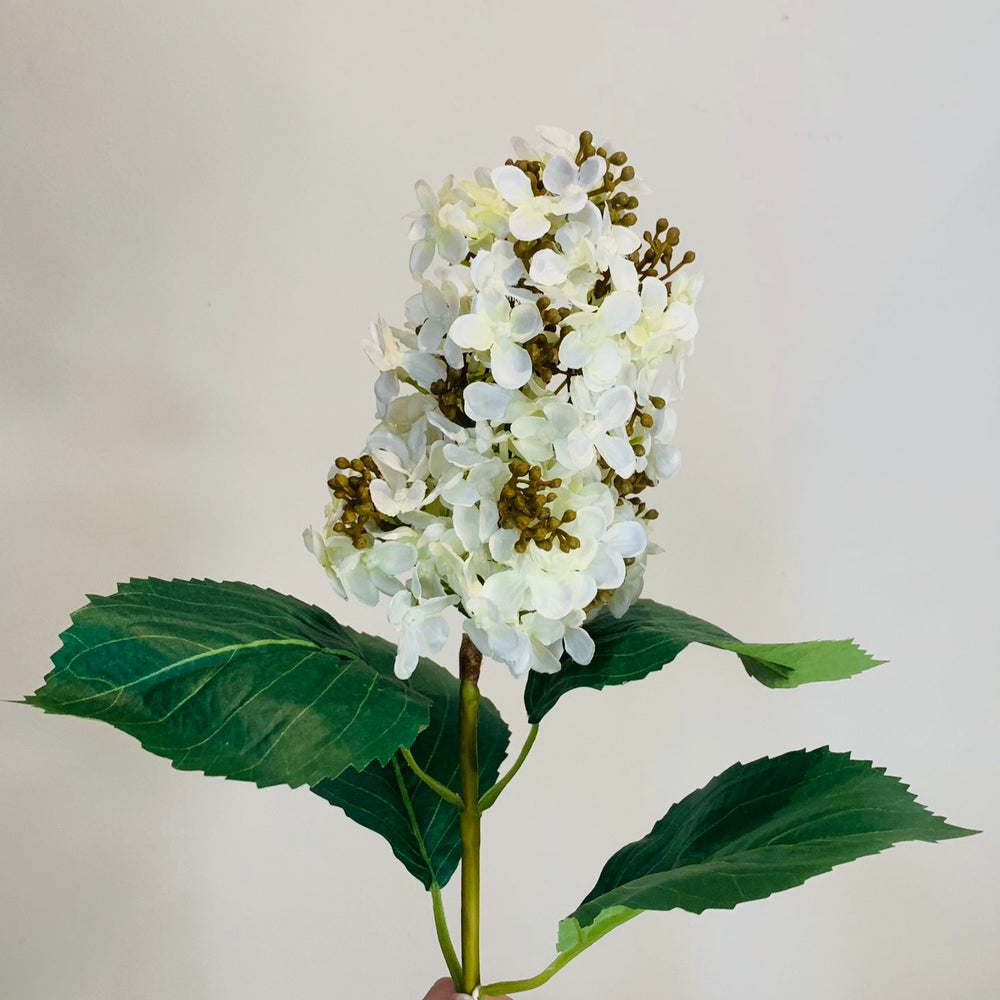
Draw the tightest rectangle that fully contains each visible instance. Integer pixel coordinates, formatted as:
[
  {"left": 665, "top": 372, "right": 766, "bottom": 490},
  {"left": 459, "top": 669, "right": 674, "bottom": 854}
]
[
  {"left": 498, "top": 461, "right": 580, "bottom": 553},
  {"left": 327, "top": 456, "right": 395, "bottom": 548}
]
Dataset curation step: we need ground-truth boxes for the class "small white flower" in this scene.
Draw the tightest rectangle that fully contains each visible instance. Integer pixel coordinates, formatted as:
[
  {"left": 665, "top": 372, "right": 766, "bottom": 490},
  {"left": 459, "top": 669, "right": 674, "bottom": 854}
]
[
  {"left": 490, "top": 165, "right": 556, "bottom": 241},
  {"left": 388, "top": 591, "right": 458, "bottom": 679},
  {"left": 448, "top": 293, "right": 543, "bottom": 389},
  {"left": 364, "top": 318, "right": 445, "bottom": 389},
  {"left": 542, "top": 154, "right": 606, "bottom": 215},
  {"left": 560, "top": 291, "right": 641, "bottom": 391},
  {"left": 555, "top": 381, "right": 637, "bottom": 478},
  {"left": 409, "top": 177, "right": 476, "bottom": 275},
  {"left": 469, "top": 242, "right": 527, "bottom": 299}
]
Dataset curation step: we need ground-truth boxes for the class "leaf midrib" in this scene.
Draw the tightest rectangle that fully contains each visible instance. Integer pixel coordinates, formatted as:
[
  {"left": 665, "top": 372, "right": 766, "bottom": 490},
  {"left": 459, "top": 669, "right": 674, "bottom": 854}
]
[{"left": 49, "top": 637, "right": 345, "bottom": 707}]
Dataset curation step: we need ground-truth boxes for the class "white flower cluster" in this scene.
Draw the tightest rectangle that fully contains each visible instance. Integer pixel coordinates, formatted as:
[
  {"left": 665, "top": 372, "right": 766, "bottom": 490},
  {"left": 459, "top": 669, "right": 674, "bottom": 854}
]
[{"left": 305, "top": 126, "right": 701, "bottom": 679}]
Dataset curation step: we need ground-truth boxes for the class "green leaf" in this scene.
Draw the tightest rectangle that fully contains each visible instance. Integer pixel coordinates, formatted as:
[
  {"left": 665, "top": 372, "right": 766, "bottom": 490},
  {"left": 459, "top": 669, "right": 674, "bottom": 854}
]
[
  {"left": 570, "top": 746, "right": 977, "bottom": 930},
  {"left": 27, "top": 578, "right": 431, "bottom": 789},
  {"left": 524, "top": 600, "right": 884, "bottom": 722},
  {"left": 312, "top": 640, "right": 511, "bottom": 889}
]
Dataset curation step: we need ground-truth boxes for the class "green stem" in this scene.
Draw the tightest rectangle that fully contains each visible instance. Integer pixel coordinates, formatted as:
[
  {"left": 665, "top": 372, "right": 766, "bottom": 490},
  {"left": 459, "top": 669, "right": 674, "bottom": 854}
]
[
  {"left": 390, "top": 756, "right": 461, "bottom": 984},
  {"left": 400, "top": 745, "right": 464, "bottom": 808},
  {"left": 479, "top": 910, "right": 641, "bottom": 996},
  {"left": 479, "top": 724, "right": 539, "bottom": 811},
  {"left": 458, "top": 634, "right": 483, "bottom": 994},
  {"left": 431, "top": 883, "right": 463, "bottom": 986}
]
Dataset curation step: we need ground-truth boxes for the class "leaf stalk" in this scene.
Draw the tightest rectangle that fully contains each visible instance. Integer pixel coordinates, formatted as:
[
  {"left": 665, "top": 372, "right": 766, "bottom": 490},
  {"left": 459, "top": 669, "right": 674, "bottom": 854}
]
[
  {"left": 479, "top": 909, "right": 640, "bottom": 995},
  {"left": 479, "top": 724, "right": 539, "bottom": 811},
  {"left": 400, "top": 745, "right": 464, "bottom": 807}
]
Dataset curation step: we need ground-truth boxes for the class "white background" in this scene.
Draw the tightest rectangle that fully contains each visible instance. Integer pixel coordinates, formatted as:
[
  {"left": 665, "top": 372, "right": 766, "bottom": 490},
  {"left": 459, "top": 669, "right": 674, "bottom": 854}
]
[{"left": 2, "top": 2, "right": 998, "bottom": 997}]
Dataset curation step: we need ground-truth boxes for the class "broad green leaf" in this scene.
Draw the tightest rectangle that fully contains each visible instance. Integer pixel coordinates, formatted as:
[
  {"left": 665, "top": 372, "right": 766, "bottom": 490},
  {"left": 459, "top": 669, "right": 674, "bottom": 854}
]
[
  {"left": 570, "top": 746, "right": 976, "bottom": 931},
  {"left": 524, "top": 600, "right": 884, "bottom": 722},
  {"left": 27, "top": 578, "right": 430, "bottom": 789},
  {"left": 312, "top": 642, "right": 510, "bottom": 889}
]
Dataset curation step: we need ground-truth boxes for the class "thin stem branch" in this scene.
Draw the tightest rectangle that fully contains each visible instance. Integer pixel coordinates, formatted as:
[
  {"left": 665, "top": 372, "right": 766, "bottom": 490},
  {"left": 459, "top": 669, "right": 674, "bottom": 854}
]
[
  {"left": 400, "top": 745, "right": 463, "bottom": 808},
  {"left": 390, "top": 756, "right": 461, "bottom": 983},
  {"left": 479, "top": 910, "right": 641, "bottom": 996},
  {"left": 458, "top": 634, "right": 483, "bottom": 994},
  {"left": 431, "top": 883, "right": 463, "bottom": 986},
  {"left": 478, "top": 723, "right": 539, "bottom": 812}
]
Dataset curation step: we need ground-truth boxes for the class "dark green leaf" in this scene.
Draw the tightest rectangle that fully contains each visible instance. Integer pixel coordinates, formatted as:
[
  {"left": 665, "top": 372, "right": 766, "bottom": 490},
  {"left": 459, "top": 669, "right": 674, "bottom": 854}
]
[
  {"left": 312, "top": 641, "right": 510, "bottom": 889},
  {"left": 568, "top": 746, "right": 976, "bottom": 934},
  {"left": 525, "top": 600, "right": 884, "bottom": 722},
  {"left": 28, "top": 578, "right": 430, "bottom": 789}
]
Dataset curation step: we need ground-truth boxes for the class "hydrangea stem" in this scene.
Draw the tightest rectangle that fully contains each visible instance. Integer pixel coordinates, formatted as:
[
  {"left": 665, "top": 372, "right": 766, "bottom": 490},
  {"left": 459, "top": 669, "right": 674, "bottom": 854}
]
[{"left": 458, "top": 633, "right": 483, "bottom": 994}]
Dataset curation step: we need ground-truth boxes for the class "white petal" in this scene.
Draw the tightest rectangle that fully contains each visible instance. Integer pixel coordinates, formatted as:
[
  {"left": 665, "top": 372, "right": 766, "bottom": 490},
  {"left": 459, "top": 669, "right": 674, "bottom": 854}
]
[
  {"left": 509, "top": 302, "right": 543, "bottom": 340},
  {"left": 490, "top": 338, "right": 533, "bottom": 389},
  {"left": 509, "top": 204, "right": 551, "bottom": 241},
  {"left": 449, "top": 313, "right": 494, "bottom": 350},
  {"left": 571, "top": 506, "right": 610, "bottom": 542},
  {"left": 401, "top": 482, "right": 427, "bottom": 510},
  {"left": 588, "top": 547, "right": 626, "bottom": 590},
  {"left": 490, "top": 165, "right": 533, "bottom": 207},
  {"left": 443, "top": 336, "right": 464, "bottom": 368},
  {"left": 598, "top": 291, "right": 642, "bottom": 334},
  {"left": 542, "top": 154, "right": 577, "bottom": 195},
  {"left": 368, "top": 479, "right": 399, "bottom": 516},
  {"left": 409, "top": 238, "right": 435, "bottom": 276},
  {"left": 597, "top": 385, "right": 635, "bottom": 429},
  {"left": 566, "top": 427, "right": 594, "bottom": 469},
  {"left": 529, "top": 574, "right": 574, "bottom": 620},
  {"left": 524, "top": 613, "right": 564, "bottom": 644},
  {"left": 420, "top": 614, "right": 450, "bottom": 653},
  {"left": 505, "top": 633, "right": 535, "bottom": 677},
  {"left": 536, "top": 125, "right": 578, "bottom": 156},
  {"left": 453, "top": 504, "right": 483, "bottom": 552},
  {"left": 577, "top": 155, "right": 606, "bottom": 190},
  {"left": 388, "top": 588, "right": 414, "bottom": 626},
  {"left": 573, "top": 200, "right": 602, "bottom": 236},
  {"left": 558, "top": 330, "right": 591, "bottom": 369},
  {"left": 482, "top": 571, "right": 527, "bottom": 617},
  {"left": 641, "top": 277, "right": 668, "bottom": 312},
  {"left": 604, "top": 520, "right": 648, "bottom": 559},
  {"left": 529, "top": 248, "right": 569, "bottom": 286},
  {"left": 564, "top": 626, "right": 595, "bottom": 665},
  {"left": 463, "top": 381, "right": 513, "bottom": 423},
  {"left": 324, "top": 569, "right": 347, "bottom": 601},
  {"left": 394, "top": 630, "right": 421, "bottom": 679},
  {"left": 374, "top": 541, "right": 418, "bottom": 575},
  {"left": 403, "top": 352, "right": 446, "bottom": 388},
  {"left": 611, "top": 224, "right": 642, "bottom": 256},
  {"left": 609, "top": 256, "right": 639, "bottom": 293},
  {"left": 663, "top": 300, "right": 698, "bottom": 340},
  {"left": 438, "top": 226, "right": 468, "bottom": 264},
  {"left": 586, "top": 340, "right": 623, "bottom": 391},
  {"left": 441, "top": 478, "right": 480, "bottom": 507},
  {"left": 373, "top": 371, "right": 399, "bottom": 414},
  {"left": 510, "top": 414, "right": 549, "bottom": 440},
  {"left": 527, "top": 640, "right": 562, "bottom": 674},
  {"left": 344, "top": 563, "right": 380, "bottom": 606},
  {"left": 595, "top": 433, "right": 636, "bottom": 477},
  {"left": 414, "top": 179, "right": 438, "bottom": 213},
  {"left": 303, "top": 527, "right": 325, "bottom": 559},
  {"left": 489, "top": 528, "right": 519, "bottom": 563},
  {"left": 654, "top": 444, "right": 681, "bottom": 478}
]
